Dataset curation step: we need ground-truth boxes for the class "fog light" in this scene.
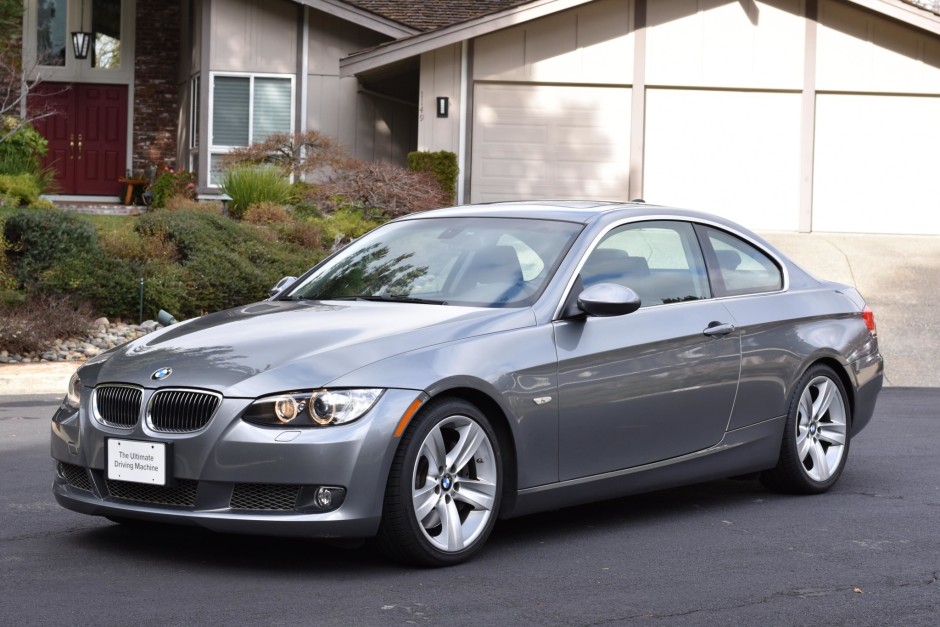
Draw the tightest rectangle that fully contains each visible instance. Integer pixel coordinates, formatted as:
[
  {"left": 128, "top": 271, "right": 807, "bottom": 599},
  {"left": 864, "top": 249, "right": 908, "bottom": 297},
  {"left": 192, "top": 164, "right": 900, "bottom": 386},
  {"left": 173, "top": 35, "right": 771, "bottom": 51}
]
[{"left": 315, "top": 487, "right": 333, "bottom": 508}]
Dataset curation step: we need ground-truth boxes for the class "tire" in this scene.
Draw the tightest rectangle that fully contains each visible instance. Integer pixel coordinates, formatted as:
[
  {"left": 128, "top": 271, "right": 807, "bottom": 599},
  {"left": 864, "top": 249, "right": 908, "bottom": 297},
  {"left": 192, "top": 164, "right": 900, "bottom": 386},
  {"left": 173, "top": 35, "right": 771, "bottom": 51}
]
[
  {"left": 375, "top": 398, "right": 503, "bottom": 567},
  {"left": 761, "top": 364, "right": 851, "bottom": 494}
]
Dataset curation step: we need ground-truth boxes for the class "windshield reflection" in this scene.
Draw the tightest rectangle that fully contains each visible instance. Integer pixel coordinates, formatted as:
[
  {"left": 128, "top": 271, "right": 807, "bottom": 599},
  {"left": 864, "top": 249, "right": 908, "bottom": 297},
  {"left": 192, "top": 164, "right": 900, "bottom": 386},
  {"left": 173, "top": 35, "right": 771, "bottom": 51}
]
[{"left": 286, "top": 217, "right": 583, "bottom": 308}]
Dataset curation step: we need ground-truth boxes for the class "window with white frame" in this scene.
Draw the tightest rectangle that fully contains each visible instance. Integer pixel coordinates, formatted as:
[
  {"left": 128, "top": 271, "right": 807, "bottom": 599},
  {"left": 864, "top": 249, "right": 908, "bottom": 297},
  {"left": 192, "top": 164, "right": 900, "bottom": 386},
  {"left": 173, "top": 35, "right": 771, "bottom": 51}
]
[{"left": 209, "top": 73, "right": 294, "bottom": 185}]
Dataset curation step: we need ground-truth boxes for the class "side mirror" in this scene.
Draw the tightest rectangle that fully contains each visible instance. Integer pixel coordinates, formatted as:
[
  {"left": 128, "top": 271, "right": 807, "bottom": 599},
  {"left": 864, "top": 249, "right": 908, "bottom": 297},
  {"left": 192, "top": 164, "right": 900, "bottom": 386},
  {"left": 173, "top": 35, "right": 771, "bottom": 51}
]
[
  {"left": 577, "top": 283, "right": 641, "bottom": 317},
  {"left": 268, "top": 276, "right": 297, "bottom": 299}
]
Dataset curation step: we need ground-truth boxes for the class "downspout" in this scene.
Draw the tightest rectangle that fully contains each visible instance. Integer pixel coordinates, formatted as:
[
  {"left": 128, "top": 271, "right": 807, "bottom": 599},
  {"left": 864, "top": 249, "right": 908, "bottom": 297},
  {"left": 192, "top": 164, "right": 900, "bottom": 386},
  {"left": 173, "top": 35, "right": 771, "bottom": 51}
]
[
  {"left": 198, "top": 0, "right": 212, "bottom": 191},
  {"left": 298, "top": 5, "right": 310, "bottom": 180},
  {"left": 299, "top": 5, "right": 309, "bottom": 135},
  {"left": 457, "top": 39, "right": 469, "bottom": 205}
]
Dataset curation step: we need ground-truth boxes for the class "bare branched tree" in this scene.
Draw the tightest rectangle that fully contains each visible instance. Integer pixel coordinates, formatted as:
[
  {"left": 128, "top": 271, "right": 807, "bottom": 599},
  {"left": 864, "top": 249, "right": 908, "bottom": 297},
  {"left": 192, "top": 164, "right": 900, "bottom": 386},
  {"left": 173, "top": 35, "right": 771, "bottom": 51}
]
[
  {"left": 223, "top": 130, "right": 350, "bottom": 178},
  {"left": 0, "top": 0, "right": 56, "bottom": 144}
]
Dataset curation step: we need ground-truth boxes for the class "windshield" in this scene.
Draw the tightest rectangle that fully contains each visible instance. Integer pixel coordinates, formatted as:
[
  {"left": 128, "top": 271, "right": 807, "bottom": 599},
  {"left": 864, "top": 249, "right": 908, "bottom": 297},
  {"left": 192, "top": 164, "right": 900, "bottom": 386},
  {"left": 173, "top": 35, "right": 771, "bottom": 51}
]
[{"left": 285, "top": 217, "right": 583, "bottom": 307}]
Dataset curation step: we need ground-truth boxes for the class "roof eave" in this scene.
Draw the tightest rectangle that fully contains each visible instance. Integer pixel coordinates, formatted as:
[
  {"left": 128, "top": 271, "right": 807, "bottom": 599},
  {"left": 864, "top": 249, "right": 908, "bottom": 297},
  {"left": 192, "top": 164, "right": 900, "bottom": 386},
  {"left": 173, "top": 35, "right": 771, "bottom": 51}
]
[
  {"left": 339, "top": 0, "right": 595, "bottom": 78},
  {"left": 850, "top": 0, "right": 940, "bottom": 36},
  {"left": 339, "top": 0, "right": 940, "bottom": 78},
  {"left": 297, "top": 0, "right": 419, "bottom": 38}
]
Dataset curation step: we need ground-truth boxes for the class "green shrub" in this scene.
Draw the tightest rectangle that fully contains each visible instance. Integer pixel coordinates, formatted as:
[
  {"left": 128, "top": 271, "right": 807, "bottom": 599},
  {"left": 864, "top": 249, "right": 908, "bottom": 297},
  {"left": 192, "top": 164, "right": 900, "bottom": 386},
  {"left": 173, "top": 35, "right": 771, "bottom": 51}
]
[
  {"left": 219, "top": 164, "right": 293, "bottom": 220},
  {"left": 0, "top": 173, "right": 42, "bottom": 207},
  {"left": 1, "top": 209, "right": 143, "bottom": 319},
  {"left": 0, "top": 117, "right": 48, "bottom": 177},
  {"left": 244, "top": 201, "right": 291, "bottom": 225},
  {"left": 148, "top": 168, "right": 197, "bottom": 209},
  {"left": 407, "top": 151, "right": 458, "bottom": 203},
  {"left": 135, "top": 210, "right": 318, "bottom": 316},
  {"left": 38, "top": 252, "right": 141, "bottom": 319},
  {"left": 308, "top": 206, "right": 382, "bottom": 244},
  {"left": 2, "top": 209, "right": 99, "bottom": 284},
  {"left": 272, "top": 220, "right": 322, "bottom": 250},
  {"left": 1, "top": 207, "right": 323, "bottom": 321}
]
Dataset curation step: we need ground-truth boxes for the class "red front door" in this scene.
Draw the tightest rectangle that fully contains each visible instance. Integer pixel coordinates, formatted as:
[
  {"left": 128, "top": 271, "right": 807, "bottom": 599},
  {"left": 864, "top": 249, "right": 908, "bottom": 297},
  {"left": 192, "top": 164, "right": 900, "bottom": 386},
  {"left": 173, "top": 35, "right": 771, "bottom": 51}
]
[{"left": 30, "top": 83, "right": 128, "bottom": 196}]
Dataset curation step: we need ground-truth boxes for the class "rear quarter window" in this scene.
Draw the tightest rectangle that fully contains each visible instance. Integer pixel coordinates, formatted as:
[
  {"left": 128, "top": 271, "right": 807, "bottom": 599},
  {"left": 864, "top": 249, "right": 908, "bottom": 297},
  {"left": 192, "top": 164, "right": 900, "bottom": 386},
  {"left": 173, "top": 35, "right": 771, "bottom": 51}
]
[{"left": 702, "top": 227, "right": 783, "bottom": 296}]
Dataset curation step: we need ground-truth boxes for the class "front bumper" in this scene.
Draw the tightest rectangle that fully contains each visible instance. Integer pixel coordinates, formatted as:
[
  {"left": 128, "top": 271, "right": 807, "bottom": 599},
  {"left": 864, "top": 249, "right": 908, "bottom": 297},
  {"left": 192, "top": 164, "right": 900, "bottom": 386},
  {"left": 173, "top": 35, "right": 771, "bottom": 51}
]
[{"left": 50, "top": 388, "right": 422, "bottom": 538}]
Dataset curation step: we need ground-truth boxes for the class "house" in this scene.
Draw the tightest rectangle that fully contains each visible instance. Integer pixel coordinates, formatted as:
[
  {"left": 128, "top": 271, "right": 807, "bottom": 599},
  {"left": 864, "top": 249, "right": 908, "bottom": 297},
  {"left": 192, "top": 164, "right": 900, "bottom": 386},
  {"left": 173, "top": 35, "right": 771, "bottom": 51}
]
[{"left": 20, "top": 0, "right": 940, "bottom": 234}]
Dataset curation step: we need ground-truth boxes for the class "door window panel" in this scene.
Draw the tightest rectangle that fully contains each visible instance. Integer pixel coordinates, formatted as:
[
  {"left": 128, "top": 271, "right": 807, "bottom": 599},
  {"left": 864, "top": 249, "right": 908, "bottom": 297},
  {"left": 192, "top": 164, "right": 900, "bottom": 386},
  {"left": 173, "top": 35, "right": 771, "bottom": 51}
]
[
  {"left": 704, "top": 227, "right": 783, "bottom": 295},
  {"left": 37, "top": 0, "right": 67, "bottom": 66},
  {"left": 582, "top": 221, "right": 710, "bottom": 306},
  {"left": 91, "top": 0, "right": 121, "bottom": 69}
]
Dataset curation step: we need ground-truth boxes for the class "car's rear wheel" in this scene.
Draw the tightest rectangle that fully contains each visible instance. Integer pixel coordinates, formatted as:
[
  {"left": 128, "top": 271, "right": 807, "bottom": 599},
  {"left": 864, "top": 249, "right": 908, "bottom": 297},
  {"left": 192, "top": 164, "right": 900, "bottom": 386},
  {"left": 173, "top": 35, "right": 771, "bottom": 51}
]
[
  {"left": 761, "top": 364, "right": 851, "bottom": 494},
  {"left": 375, "top": 398, "right": 502, "bottom": 567}
]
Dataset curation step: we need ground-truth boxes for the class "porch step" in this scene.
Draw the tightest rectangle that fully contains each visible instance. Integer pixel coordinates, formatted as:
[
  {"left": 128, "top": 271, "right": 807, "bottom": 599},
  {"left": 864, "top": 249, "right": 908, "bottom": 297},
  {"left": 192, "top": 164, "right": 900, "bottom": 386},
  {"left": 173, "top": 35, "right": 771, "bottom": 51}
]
[{"left": 51, "top": 202, "right": 145, "bottom": 216}]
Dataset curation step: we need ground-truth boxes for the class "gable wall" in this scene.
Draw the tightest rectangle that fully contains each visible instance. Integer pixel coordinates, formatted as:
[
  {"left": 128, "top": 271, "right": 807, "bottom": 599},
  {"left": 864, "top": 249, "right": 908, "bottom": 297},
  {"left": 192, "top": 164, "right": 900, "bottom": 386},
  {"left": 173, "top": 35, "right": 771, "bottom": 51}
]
[
  {"left": 418, "top": 0, "right": 940, "bottom": 233},
  {"left": 209, "top": 0, "right": 297, "bottom": 73},
  {"left": 307, "top": 10, "right": 415, "bottom": 163}
]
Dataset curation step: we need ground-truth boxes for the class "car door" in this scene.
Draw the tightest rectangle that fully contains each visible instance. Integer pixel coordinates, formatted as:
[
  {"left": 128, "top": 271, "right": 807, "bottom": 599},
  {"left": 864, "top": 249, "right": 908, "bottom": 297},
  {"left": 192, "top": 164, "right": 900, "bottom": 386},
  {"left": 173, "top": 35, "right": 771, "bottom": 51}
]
[{"left": 554, "top": 220, "right": 741, "bottom": 481}]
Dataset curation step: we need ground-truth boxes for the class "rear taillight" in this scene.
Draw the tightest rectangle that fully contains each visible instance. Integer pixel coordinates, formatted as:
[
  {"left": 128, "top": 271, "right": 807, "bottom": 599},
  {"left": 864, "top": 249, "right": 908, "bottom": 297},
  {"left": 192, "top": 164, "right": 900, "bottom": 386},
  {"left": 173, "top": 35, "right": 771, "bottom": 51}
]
[{"left": 862, "top": 305, "right": 877, "bottom": 337}]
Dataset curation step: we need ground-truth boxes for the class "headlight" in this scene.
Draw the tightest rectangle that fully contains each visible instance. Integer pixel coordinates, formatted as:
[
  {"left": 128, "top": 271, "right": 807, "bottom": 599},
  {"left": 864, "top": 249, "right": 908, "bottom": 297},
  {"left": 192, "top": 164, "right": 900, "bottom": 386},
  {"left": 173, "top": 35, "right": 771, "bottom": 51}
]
[
  {"left": 243, "top": 389, "right": 384, "bottom": 427},
  {"left": 63, "top": 372, "right": 82, "bottom": 410}
]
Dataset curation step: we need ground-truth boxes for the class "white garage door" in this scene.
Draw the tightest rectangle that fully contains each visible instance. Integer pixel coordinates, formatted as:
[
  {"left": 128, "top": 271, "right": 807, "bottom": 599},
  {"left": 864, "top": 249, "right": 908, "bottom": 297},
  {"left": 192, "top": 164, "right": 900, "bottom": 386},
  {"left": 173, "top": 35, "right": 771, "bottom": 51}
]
[
  {"left": 813, "top": 94, "right": 940, "bottom": 235},
  {"left": 471, "top": 83, "right": 631, "bottom": 203},
  {"left": 643, "top": 88, "right": 802, "bottom": 231}
]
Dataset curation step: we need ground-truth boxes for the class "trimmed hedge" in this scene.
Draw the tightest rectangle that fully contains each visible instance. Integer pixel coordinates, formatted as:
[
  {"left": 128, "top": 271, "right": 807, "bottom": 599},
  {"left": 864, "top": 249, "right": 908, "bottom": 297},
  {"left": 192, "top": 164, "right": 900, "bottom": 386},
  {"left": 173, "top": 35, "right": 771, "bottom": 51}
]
[
  {"left": 3, "top": 209, "right": 100, "bottom": 283},
  {"left": 1, "top": 209, "right": 322, "bottom": 321},
  {"left": 134, "top": 210, "right": 320, "bottom": 316},
  {"left": 407, "top": 151, "right": 458, "bottom": 203}
]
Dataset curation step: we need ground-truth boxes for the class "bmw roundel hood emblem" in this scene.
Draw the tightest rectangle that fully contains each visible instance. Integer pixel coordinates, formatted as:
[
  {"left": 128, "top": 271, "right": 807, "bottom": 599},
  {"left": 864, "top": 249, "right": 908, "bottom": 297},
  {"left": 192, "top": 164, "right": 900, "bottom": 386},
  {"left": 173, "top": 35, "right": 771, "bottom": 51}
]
[{"left": 151, "top": 367, "right": 173, "bottom": 381}]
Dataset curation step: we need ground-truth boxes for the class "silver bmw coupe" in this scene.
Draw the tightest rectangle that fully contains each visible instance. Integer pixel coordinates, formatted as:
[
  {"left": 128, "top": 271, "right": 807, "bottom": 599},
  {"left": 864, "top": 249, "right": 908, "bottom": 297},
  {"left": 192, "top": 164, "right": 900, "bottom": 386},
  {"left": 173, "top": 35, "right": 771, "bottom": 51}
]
[{"left": 51, "top": 201, "right": 884, "bottom": 566}]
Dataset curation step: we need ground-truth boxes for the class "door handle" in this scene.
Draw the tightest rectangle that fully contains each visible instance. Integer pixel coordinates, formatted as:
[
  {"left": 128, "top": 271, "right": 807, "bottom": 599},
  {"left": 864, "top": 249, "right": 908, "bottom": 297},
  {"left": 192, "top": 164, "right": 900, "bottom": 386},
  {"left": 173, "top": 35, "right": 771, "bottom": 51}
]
[
  {"left": 69, "top": 134, "right": 75, "bottom": 160},
  {"left": 77, "top": 134, "right": 83, "bottom": 160},
  {"left": 703, "top": 321, "right": 735, "bottom": 337}
]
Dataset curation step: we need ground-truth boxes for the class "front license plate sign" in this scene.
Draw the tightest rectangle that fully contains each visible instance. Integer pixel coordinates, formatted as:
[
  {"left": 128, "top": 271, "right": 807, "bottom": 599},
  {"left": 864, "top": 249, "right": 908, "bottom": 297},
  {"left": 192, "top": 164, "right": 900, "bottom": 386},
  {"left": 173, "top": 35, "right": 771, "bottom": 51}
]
[{"left": 107, "top": 439, "right": 167, "bottom": 485}]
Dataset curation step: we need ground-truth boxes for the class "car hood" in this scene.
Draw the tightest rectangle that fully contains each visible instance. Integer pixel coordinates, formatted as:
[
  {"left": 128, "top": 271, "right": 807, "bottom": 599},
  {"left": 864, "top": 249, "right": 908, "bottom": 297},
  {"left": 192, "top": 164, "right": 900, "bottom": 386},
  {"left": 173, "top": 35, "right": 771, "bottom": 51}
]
[{"left": 81, "top": 300, "right": 536, "bottom": 397}]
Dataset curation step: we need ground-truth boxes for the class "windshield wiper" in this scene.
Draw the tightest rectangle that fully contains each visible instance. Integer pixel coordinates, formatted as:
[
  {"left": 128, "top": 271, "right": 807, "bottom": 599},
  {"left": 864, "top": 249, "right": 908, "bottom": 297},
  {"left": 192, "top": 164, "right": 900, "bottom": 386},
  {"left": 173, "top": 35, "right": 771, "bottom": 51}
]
[{"left": 327, "top": 295, "right": 449, "bottom": 305}]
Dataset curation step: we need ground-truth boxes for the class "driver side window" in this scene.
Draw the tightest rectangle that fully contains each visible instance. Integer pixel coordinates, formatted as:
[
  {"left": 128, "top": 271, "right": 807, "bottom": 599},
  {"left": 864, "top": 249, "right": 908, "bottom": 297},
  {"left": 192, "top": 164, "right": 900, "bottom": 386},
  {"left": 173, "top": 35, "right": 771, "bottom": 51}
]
[{"left": 582, "top": 221, "right": 710, "bottom": 307}]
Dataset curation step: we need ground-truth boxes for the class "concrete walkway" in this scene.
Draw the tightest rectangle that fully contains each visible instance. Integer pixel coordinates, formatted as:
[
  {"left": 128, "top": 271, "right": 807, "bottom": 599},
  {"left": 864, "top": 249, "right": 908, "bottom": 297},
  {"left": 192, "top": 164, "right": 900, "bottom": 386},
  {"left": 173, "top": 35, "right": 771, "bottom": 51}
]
[{"left": 0, "top": 232, "right": 936, "bottom": 395}]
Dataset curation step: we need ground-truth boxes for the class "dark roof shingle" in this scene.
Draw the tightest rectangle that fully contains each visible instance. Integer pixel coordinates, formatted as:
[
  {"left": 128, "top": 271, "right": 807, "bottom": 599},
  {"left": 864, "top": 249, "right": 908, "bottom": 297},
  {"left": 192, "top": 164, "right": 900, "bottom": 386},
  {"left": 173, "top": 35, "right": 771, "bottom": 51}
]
[
  {"left": 344, "top": 0, "right": 533, "bottom": 32},
  {"left": 903, "top": 0, "right": 940, "bottom": 15}
]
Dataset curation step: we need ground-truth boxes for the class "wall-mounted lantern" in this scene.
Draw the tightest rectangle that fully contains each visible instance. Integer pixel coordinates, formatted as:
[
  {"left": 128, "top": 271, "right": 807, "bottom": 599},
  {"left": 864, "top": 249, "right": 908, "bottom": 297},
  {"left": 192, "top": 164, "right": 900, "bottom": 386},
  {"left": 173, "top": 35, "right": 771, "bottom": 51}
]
[
  {"left": 436, "top": 97, "right": 449, "bottom": 118},
  {"left": 71, "top": 0, "right": 91, "bottom": 60}
]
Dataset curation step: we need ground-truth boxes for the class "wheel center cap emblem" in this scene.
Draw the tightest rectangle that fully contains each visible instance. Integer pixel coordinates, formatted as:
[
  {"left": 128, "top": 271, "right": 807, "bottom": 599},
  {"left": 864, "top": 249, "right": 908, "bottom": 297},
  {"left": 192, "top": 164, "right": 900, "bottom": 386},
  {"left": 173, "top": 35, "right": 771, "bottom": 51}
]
[
  {"left": 809, "top": 423, "right": 817, "bottom": 435},
  {"left": 151, "top": 367, "right": 173, "bottom": 381},
  {"left": 441, "top": 475, "right": 453, "bottom": 491}
]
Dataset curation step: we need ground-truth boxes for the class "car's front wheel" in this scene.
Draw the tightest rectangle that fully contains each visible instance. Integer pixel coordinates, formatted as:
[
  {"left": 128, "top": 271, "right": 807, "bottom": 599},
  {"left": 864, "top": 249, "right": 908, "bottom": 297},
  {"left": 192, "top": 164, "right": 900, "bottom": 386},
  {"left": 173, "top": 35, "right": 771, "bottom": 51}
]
[
  {"left": 375, "top": 398, "right": 502, "bottom": 567},
  {"left": 761, "top": 364, "right": 851, "bottom": 494}
]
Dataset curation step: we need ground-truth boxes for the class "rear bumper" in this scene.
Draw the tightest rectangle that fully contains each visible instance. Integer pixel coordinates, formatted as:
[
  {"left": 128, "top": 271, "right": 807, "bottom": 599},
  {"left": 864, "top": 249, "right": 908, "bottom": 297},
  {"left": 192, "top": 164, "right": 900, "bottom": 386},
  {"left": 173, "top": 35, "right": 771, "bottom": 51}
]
[{"left": 850, "top": 350, "right": 884, "bottom": 436}]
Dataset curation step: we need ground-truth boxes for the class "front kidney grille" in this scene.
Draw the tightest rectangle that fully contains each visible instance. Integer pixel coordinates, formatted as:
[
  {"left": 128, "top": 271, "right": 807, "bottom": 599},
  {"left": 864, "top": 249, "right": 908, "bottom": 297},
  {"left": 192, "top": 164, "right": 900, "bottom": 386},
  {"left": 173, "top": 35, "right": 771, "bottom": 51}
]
[
  {"left": 230, "top": 484, "right": 301, "bottom": 511},
  {"left": 94, "top": 385, "right": 143, "bottom": 428},
  {"left": 106, "top": 479, "right": 198, "bottom": 508},
  {"left": 148, "top": 390, "right": 222, "bottom": 433},
  {"left": 59, "top": 462, "right": 93, "bottom": 491}
]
